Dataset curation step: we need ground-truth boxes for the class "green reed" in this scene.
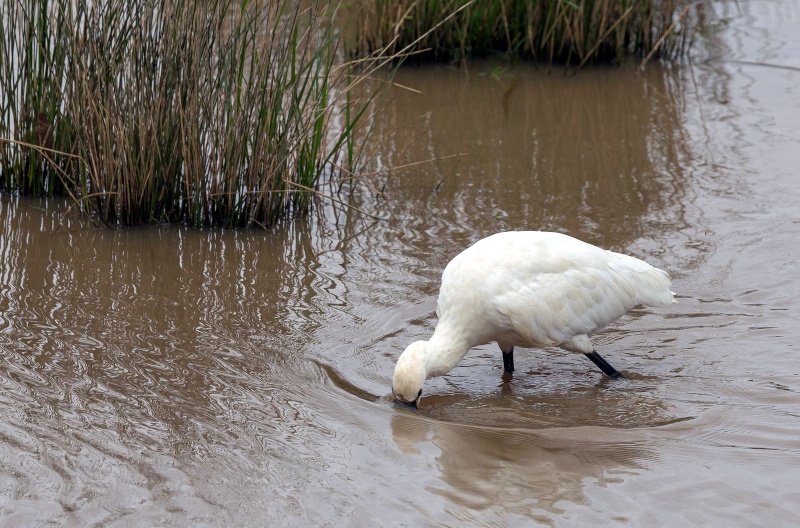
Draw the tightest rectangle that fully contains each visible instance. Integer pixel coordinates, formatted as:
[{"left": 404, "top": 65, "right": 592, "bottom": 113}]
[
  {"left": 350, "top": 0, "right": 693, "bottom": 65},
  {"left": 1, "top": 0, "right": 385, "bottom": 227},
  {"left": 0, "top": 0, "right": 72, "bottom": 195}
]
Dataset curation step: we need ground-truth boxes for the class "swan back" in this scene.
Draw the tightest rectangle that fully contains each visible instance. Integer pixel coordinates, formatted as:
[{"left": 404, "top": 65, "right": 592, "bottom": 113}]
[{"left": 435, "top": 231, "right": 675, "bottom": 350}]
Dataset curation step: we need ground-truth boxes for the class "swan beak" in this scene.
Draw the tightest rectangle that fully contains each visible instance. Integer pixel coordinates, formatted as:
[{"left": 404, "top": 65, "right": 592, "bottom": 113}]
[
  {"left": 392, "top": 388, "right": 422, "bottom": 410},
  {"left": 393, "top": 397, "right": 418, "bottom": 410}
]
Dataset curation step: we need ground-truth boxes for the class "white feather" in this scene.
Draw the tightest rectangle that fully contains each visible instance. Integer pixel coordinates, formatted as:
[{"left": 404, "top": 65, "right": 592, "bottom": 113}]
[{"left": 392, "top": 231, "right": 676, "bottom": 405}]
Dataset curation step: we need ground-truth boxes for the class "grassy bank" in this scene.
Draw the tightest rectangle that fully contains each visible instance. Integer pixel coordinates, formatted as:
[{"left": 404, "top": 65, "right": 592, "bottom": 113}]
[
  {"left": 350, "top": 0, "right": 693, "bottom": 65},
  {"left": 1, "top": 0, "right": 384, "bottom": 227}
]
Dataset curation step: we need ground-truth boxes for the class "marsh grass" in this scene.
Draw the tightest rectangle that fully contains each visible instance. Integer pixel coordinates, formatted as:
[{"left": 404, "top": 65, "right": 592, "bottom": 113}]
[
  {"left": 1, "top": 0, "right": 387, "bottom": 227},
  {"left": 350, "top": 0, "right": 693, "bottom": 66},
  {"left": 0, "top": 0, "right": 72, "bottom": 195}
]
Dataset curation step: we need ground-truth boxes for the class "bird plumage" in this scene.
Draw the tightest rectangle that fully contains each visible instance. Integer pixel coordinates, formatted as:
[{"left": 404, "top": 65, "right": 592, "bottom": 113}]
[{"left": 392, "top": 231, "right": 675, "bottom": 407}]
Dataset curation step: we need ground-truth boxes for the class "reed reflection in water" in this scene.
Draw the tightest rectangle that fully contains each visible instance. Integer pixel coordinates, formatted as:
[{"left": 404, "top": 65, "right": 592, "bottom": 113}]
[{"left": 369, "top": 61, "right": 693, "bottom": 254}]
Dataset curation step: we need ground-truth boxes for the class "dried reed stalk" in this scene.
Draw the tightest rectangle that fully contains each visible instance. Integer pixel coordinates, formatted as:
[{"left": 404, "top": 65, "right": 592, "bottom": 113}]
[
  {"left": 1, "top": 0, "right": 389, "bottom": 227},
  {"left": 349, "top": 0, "right": 693, "bottom": 65}
]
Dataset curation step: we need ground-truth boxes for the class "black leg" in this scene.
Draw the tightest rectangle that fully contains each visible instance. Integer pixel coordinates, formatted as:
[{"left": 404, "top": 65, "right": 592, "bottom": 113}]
[
  {"left": 502, "top": 348, "right": 514, "bottom": 373},
  {"left": 584, "top": 350, "right": 626, "bottom": 378}
]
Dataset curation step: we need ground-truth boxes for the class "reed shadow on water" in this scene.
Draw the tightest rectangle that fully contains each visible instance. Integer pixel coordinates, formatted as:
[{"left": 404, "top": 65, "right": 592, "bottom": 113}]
[{"left": 366, "top": 59, "right": 693, "bottom": 251}]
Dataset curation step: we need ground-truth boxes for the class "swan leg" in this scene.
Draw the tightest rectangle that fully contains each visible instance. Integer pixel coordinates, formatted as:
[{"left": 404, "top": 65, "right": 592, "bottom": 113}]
[
  {"left": 584, "top": 350, "right": 626, "bottom": 378},
  {"left": 502, "top": 347, "right": 514, "bottom": 373}
]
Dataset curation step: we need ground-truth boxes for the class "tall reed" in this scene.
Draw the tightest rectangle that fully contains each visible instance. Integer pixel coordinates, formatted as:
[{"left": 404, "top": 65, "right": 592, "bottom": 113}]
[
  {"left": 1, "top": 0, "right": 385, "bottom": 227},
  {"left": 0, "top": 0, "right": 72, "bottom": 195},
  {"left": 350, "top": 0, "right": 693, "bottom": 65}
]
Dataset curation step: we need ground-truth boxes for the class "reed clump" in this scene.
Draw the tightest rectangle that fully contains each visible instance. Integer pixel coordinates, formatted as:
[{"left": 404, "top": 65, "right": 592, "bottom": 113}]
[
  {"left": 350, "top": 0, "right": 693, "bottom": 65},
  {"left": 1, "top": 0, "right": 384, "bottom": 227}
]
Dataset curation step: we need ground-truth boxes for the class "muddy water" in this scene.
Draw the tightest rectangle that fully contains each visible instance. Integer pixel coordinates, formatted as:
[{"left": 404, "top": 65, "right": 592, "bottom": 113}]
[{"left": 2, "top": 1, "right": 800, "bottom": 525}]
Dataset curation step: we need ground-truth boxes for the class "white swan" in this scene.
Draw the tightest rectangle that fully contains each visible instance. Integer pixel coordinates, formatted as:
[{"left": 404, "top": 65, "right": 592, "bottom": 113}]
[{"left": 392, "top": 231, "right": 676, "bottom": 409}]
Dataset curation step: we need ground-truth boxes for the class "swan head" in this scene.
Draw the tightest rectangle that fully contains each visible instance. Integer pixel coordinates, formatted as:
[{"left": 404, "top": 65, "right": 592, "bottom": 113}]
[{"left": 392, "top": 340, "right": 428, "bottom": 409}]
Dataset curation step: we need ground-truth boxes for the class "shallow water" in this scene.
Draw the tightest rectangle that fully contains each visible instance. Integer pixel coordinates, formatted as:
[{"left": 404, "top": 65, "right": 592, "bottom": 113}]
[{"left": 2, "top": 0, "right": 800, "bottom": 525}]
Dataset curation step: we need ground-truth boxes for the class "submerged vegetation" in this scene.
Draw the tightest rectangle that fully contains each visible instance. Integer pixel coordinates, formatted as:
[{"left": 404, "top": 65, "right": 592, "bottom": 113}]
[
  {"left": 350, "top": 0, "right": 693, "bottom": 65},
  {"left": 1, "top": 0, "right": 384, "bottom": 227},
  {"left": 0, "top": 0, "right": 695, "bottom": 227}
]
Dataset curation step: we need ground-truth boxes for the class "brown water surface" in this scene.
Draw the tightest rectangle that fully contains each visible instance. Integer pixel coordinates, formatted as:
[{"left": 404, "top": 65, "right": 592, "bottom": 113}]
[{"left": 2, "top": 1, "right": 800, "bottom": 525}]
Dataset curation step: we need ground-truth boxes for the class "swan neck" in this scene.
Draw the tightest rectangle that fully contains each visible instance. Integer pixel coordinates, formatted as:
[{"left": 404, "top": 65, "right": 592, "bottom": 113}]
[{"left": 425, "top": 330, "right": 469, "bottom": 378}]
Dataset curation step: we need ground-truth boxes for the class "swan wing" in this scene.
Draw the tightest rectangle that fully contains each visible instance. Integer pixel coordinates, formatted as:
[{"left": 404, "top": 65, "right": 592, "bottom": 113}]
[
  {"left": 491, "top": 260, "right": 639, "bottom": 345},
  {"left": 437, "top": 231, "right": 675, "bottom": 347}
]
